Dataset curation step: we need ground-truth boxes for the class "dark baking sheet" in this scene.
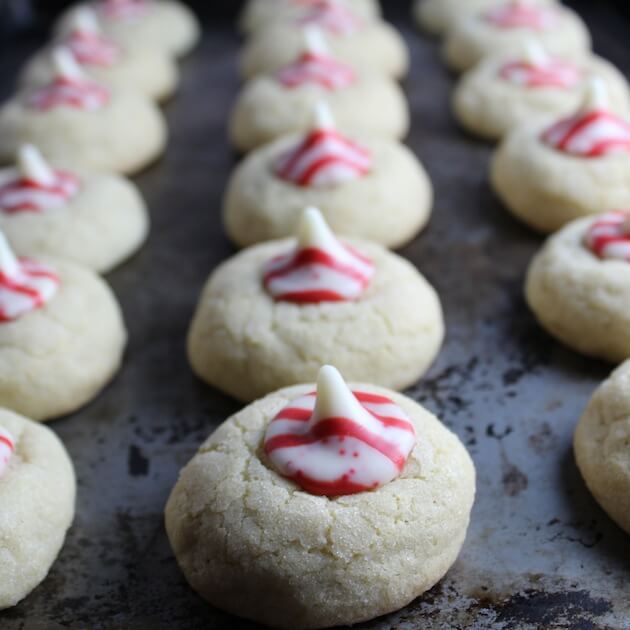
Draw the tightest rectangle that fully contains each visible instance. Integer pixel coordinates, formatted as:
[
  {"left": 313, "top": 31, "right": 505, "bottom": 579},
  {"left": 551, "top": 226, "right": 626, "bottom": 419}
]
[{"left": 1, "top": 2, "right": 629, "bottom": 628}]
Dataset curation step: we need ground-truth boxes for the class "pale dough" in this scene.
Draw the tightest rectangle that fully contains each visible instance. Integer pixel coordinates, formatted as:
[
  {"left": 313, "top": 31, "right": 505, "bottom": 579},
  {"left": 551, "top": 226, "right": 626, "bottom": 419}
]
[
  {"left": 575, "top": 361, "right": 630, "bottom": 535},
  {"left": 0, "top": 258, "right": 127, "bottom": 421},
  {"left": 20, "top": 41, "right": 179, "bottom": 103},
  {"left": 414, "top": 0, "right": 510, "bottom": 36},
  {"left": 0, "top": 87, "right": 167, "bottom": 176},
  {"left": 187, "top": 238, "right": 444, "bottom": 402},
  {"left": 224, "top": 133, "right": 433, "bottom": 248},
  {"left": 239, "top": 0, "right": 382, "bottom": 34},
  {"left": 241, "top": 21, "right": 409, "bottom": 80},
  {"left": 453, "top": 52, "right": 630, "bottom": 141},
  {"left": 57, "top": 0, "right": 200, "bottom": 59},
  {"left": 0, "top": 408, "right": 75, "bottom": 609},
  {"left": 230, "top": 70, "right": 410, "bottom": 152},
  {"left": 443, "top": 5, "right": 591, "bottom": 73},
  {"left": 0, "top": 171, "right": 149, "bottom": 274},
  {"left": 525, "top": 216, "right": 630, "bottom": 363},
  {"left": 491, "top": 124, "right": 630, "bottom": 233},
  {"left": 165, "top": 383, "right": 476, "bottom": 629}
]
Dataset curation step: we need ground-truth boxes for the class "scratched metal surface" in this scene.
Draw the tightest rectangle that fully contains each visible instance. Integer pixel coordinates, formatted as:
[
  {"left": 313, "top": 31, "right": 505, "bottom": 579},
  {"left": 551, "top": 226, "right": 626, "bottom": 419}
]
[{"left": 1, "top": 2, "right": 629, "bottom": 629}]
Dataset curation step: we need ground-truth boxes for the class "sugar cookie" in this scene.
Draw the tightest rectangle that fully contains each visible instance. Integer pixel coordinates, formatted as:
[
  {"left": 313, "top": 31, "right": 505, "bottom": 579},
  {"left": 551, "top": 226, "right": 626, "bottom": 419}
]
[
  {"left": 166, "top": 365, "right": 475, "bottom": 628},
  {"left": 225, "top": 103, "right": 432, "bottom": 248},
  {"left": 414, "top": 0, "right": 518, "bottom": 36},
  {"left": 491, "top": 80, "right": 630, "bottom": 233},
  {"left": 22, "top": 8, "right": 178, "bottom": 103},
  {"left": 57, "top": 0, "right": 200, "bottom": 59},
  {"left": 230, "top": 29, "right": 409, "bottom": 152},
  {"left": 189, "top": 208, "right": 444, "bottom": 402},
  {"left": 0, "top": 232, "right": 126, "bottom": 421},
  {"left": 0, "top": 49, "right": 167, "bottom": 175},
  {"left": 526, "top": 211, "right": 630, "bottom": 362},
  {"left": 0, "top": 145, "right": 148, "bottom": 273},
  {"left": 575, "top": 361, "right": 630, "bottom": 535},
  {"left": 0, "top": 408, "right": 75, "bottom": 609},
  {"left": 241, "top": 1, "right": 409, "bottom": 79},
  {"left": 454, "top": 42, "right": 630, "bottom": 141},
  {"left": 443, "top": 1, "right": 590, "bottom": 73},
  {"left": 240, "top": 0, "right": 381, "bottom": 34}
]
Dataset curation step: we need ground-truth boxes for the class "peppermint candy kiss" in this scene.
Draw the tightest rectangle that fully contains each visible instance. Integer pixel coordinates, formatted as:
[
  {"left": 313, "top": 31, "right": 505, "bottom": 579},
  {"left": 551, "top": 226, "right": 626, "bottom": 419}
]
[
  {"left": 499, "top": 41, "right": 582, "bottom": 89},
  {"left": 64, "top": 8, "right": 120, "bottom": 67},
  {"left": 584, "top": 211, "right": 630, "bottom": 262},
  {"left": 277, "top": 28, "right": 356, "bottom": 90},
  {"left": 0, "top": 145, "right": 80, "bottom": 215},
  {"left": 542, "top": 79, "right": 630, "bottom": 157},
  {"left": 483, "top": 0, "right": 559, "bottom": 30},
  {"left": 297, "top": 0, "right": 363, "bottom": 36},
  {"left": 27, "top": 47, "right": 110, "bottom": 112},
  {"left": 98, "top": 0, "right": 150, "bottom": 21},
  {"left": 263, "top": 207, "right": 374, "bottom": 303},
  {"left": 0, "top": 231, "right": 60, "bottom": 323},
  {"left": 0, "top": 427, "right": 15, "bottom": 479},
  {"left": 275, "top": 102, "right": 372, "bottom": 187},
  {"left": 264, "top": 365, "right": 417, "bottom": 496}
]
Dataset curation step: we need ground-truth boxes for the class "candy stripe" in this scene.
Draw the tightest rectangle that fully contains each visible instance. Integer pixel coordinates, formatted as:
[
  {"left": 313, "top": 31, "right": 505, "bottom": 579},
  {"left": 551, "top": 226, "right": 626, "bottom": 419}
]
[
  {"left": 99, "top": 0, "right": 150, "bottom": 21},
  {"left": 0, "top": 171, "right": 80, "bottom": 214},
  {"left": 297, "top": 0, "right": 363, "bottom": 35},
  {"left": 264, "top": 385, "right": 416, "bottom": 496},
  {"left": 483, "top": 2, "right": 558, "bottom": 30},
  {"left": 277, "top": 52, "right": 355, "bottom": 90},
  {"left": 27, "top": 78, "right": 110, "bottom": 111},
  {"left": 499, "top": 60, "right": 582, "bottom": 88},
  {"left": 66, "top": 30, "right": 119, "bottom": 67},
  {"left": 584, "top": 211, "right": 630, "bottom": 261},
  {"left": 543, "top": 110, "right": 630, "bottom": 157},
  {"left": 0, "top": 259, "right": 60, "bottom": 323},
  {"left": 275, "top": 129, "right": 372, "bottom": 187},
  {"left": 0, "top": 428, "right": 14, "bottom": 478}
]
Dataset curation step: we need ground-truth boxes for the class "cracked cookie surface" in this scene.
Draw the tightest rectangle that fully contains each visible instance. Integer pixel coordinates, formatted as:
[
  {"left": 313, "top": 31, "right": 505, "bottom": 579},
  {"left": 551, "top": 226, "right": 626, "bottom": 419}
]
[
  {"left": 187, "top": 238, "right": 444, "bottom": 402},
  {"left": 165, "top": 383, "right": 475, "bottom": 629},
  {"left": 0, "top": 408, "right": 75, "bottom": 609}
]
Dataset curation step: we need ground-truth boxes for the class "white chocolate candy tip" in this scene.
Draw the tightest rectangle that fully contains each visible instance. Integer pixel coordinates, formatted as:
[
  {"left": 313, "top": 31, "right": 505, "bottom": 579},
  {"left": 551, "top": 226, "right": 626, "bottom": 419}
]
[
  {"left": 71, "top": 6, "right": 101, "bottom": 33},
  {"left": 304, "top": 26, "right": 329, "bottom": 56},
  {"left": 582, "top": 76, "right": 609, "bottom": 112},
  {"left": 522, "top": 39, "right": 548, "bottom": 65},
  {"left": 313, "top": 100, "right": 336, "bottom": 130},
  {"left": 297, "top": 207, "right": 337, "bottom": 250},
  {"left": 0, "top": 232, "right": 20, "bottom": 278},
  {"left": 51, "top": 46, "right": 85, "bottom": 80},
  {"left": 17, "top": 145, "right": 56, "bottom": 187},
  {"left": 310, "top": 365, "right": 365, "bottom": 428}
]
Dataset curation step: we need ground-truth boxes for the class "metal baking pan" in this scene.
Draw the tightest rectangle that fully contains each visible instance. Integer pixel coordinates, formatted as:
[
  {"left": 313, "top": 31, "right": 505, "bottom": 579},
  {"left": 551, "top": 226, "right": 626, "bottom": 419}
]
[{"left": 1, "top": 1, "right": 628, "bottom": 628}]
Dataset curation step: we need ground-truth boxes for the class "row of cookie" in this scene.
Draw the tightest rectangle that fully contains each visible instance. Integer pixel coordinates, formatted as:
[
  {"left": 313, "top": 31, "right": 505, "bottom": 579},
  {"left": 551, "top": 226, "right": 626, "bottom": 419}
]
[
  {"left": 163, "top": 3, "right": 477, "bottom": 628},
  {"left": 187, "top": 0, "right": 442, "bottom": 397},
  {"left": 415, "top": 0, "right": 630, "bottom": 537},
  {"left": 0, "top": 0, "right": 201, "bottom": 611}
]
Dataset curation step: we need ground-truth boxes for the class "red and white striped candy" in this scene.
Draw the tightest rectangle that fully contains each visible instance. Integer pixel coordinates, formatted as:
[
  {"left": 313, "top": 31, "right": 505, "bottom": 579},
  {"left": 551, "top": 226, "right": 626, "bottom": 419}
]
[
  {"left": 277, "top": 52, "right": 356, "bottom": 90},
  {"left": 483, "top": 1, "right": 559, "bottom": 30},
  {"left": 0, "top": 172, "right": 80, "bottom": 215},
  {"left": 98, "top": 0, "right": 151, "bottom": 21},
  {"left": 584, "top": 211, "right": 630, "bottom": 262},
  {"left": 499, "top": 59, "right": 582, "bottom": 89},
  {"left": 264, "top": 365, "right": 417, "bottom": 496},
  {"left": 0, "top": 427, "right": 15, "bottom": 479},
  {"left": 263, "top": 207, "right": 374, "bottom": 303},
  {"left": 65, "top": 29, "right": 120, "bottom": 67},
  {"left": 26, "top": 76, "right": 110, "bottom": 111},
  {"left": 0, "top": 233, "right": 59, "bottom": 323},
  {"left": 297, "top": 0, "right": 363, "bottom": 35},
  {"left": 275, "top": 103, "right": 372, "bottom": 187},
  {"left": 542, "top": 110, "right": 630, "bottom": 157}
]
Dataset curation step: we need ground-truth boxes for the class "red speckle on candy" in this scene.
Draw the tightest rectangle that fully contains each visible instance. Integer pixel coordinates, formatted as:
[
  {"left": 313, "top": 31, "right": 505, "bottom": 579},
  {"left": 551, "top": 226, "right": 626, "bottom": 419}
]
[{"left": 339, "top": 449, "right": 346, "bottom": 455}]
